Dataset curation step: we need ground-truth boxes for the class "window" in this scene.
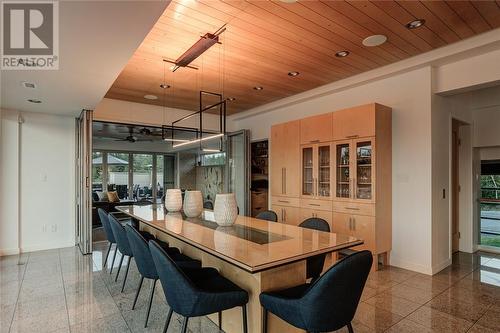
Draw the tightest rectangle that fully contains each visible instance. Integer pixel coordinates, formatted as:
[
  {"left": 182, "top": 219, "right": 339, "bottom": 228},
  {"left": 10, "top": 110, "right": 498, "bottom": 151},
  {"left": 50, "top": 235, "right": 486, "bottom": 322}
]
[
  {"left": 133, "top": 154, "right": 153, "bottom": 201},
  {"left": 200, "top": 152, "right": 226, "bottom": 166},
  {"left": 92, "top": 151, "right": 103, "bottom": 191},
  {"left": 107, "top": 152, "right": 130, "bottom": 199}
]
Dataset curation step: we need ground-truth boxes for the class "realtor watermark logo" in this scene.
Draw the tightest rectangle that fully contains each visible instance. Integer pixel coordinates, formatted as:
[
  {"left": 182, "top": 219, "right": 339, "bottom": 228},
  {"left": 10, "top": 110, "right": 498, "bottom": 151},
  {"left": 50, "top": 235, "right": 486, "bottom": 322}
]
[{"left": 1, "top": 0, "right": 59, "bottom": 70}]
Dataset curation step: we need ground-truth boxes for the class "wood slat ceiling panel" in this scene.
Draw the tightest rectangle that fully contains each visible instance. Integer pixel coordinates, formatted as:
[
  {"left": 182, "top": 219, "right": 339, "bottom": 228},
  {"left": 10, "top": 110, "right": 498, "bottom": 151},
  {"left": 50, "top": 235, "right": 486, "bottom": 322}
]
[{"left": 105, "top": 0, "right": 500, "bottom": 115}]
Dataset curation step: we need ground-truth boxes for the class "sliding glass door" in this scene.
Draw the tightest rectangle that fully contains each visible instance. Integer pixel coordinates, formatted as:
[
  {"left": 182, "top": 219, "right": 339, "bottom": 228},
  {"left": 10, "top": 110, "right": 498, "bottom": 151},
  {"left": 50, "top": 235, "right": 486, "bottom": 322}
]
[{"left": 480, "top": 160, "right": 500, "bottom": 248}]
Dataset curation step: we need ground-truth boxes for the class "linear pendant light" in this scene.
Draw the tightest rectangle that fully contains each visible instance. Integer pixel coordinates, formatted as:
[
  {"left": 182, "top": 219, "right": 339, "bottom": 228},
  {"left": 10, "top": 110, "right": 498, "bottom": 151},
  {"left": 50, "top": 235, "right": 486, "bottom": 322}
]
[{"left": 172, "top": 133, "right": 224, "bottom": 149}]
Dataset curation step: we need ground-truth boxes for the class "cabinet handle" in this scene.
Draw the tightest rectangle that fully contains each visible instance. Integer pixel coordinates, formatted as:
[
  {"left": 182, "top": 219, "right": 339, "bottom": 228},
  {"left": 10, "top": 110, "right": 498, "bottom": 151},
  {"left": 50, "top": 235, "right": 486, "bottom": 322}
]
[
  {"left": 353, "top": 177, "right": 357, "bottom": 199},
  {"left": 278, "top": 200, "right": 290, "bottom": 204},
  {"left": 349, "top": 217, "right": 352, "bottom": 230},
  {"left": 346, "top": 135, "right": 359, "bottom": 139},
  {"left": 345, "top": 207, "right": 360, "bottom": 211},
  {"left": 281, "top": 208, "right": 284, "bottom": 222},
  {"left": 284, "top": 168, "right": 287, "bottom": 194},
  {"left": 353, "top": 217, "right": 356, "bottom": 230},
  {"left": 283, "top": 208, "right": 287, "bottom": 222},
  {"left": 310, "top": 139, "right": 320, "bottom": 143},
  {"left": 309, "top": 203, "right": 320, "bottom": 207},
  {"left": 281, "top": 168, "right": 285, "bottom": 194}
]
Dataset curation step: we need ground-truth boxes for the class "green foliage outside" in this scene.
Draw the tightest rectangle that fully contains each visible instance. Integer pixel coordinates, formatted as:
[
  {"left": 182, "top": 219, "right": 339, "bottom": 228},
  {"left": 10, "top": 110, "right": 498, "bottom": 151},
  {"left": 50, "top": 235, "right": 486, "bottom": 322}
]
[
  {"left": 481, "top": 175, "right": 500, "bottom": 211},
  {"left": 481, "top": 234, "right": 500, "bottom": 247}
]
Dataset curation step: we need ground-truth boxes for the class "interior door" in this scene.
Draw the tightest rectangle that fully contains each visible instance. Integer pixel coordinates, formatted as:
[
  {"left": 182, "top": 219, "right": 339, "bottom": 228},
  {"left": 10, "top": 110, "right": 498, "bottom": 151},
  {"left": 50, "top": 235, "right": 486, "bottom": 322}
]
[
  {"left": 75, "top": 110, "right": 93, "bottom": 254},
  {"left": 225, "top": 130, "right": 250, "bottom": 215}
]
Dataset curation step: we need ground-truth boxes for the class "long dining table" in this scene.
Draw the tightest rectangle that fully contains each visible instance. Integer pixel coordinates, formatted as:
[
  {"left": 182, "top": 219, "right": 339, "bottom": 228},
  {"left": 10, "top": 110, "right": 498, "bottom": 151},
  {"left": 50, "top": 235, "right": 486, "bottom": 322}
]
[{"left": 116, "top": 204, "right": 363, "bottom": 333}]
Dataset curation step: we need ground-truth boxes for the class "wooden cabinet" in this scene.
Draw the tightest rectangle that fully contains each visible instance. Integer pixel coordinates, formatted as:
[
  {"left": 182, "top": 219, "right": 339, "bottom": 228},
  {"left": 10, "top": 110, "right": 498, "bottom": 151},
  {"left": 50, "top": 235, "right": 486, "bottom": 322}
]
[
  {"left": 301, "top": 143, "right": 332, "bottom": 199},
  {"left": 300, "top": 113, "right": 333, "bottom": 144},
  {"left": 271, "top": 120, "right": 300, "bottom": 198},
  {"left": 332, "top": 212, "right": 375, "bottom": 252},
  {"left": 332, "top": 104, "right": 376, "bottom": 140},
  {"left": 270, "top": 103, "right": 391, "bottom": 270},
  {"left": 273, "top": 205, "right": 300, "bottom": 225}
]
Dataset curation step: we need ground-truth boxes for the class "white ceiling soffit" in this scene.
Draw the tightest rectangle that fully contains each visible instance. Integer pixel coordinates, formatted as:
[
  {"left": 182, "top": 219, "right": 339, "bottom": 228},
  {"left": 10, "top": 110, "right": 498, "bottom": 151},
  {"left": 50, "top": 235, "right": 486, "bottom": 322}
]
[{"left": 0, "top": 0, "right": 170, "bottom": 116}]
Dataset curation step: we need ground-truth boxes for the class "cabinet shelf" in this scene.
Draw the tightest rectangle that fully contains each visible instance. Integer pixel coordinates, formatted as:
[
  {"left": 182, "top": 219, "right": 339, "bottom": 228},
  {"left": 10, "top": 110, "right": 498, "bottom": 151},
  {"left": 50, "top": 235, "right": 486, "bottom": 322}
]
[
  {"left": 319, "top": 165, "right": 330, "bottom": 168},
  {"left": 338, "top": 181, "right": 350, "bottom": 184},
  {"left": 357, "top": 164, "right": 372, "bottom": 167},
  {"left": 357, "top": 182, "right": 372, "bottom": 185},
  {"left": 337, "top": 165, "right": 349, "bottom": 168}
]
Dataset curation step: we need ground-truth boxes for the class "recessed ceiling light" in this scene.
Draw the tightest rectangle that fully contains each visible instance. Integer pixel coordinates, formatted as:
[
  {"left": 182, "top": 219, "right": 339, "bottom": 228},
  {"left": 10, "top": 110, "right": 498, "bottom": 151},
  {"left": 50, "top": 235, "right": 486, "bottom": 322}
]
[
  {"left": 22, "top": 81, "right": 36, "bottom": 89},
  {"left": 227, "top": 97, "right": 236, "bottom": 101},
  {"left": 279, "top": 0, "right": 298, "bottom": 3},
  {"left": 160, "top": 84, "right": 170, "bottom": 89},
  {"left": 144, "top": 94, "right": 158, "bottom": 100},
  {"left": 253, "top": 86, "right": 263, "bottom": 91},
  {"left": 362, "top": 35, "right": 387, "bottom": 47},
  {"left": 288, "top": 71, "right": 300, "bottom": 77},
  {"left": 27, "top": 99, "right": 41, "bottom": 104},
  {"left": 335, "top": 50, "right": 350, "bottom": 58},
  {"left": 406, "top": 19, "right": 425, "bottom": 30}
]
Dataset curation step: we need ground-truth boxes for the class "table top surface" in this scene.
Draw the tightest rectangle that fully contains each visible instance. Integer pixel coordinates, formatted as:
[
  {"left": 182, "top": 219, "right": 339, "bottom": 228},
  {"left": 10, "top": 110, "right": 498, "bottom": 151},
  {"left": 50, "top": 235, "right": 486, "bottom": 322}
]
[{"left": 116, "top": 204, "right": 363, "bottom": 273}]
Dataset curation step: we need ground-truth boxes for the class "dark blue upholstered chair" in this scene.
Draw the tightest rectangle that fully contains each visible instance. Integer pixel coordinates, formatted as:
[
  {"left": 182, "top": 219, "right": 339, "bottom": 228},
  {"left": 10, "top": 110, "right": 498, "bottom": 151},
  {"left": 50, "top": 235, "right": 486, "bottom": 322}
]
[
  {"left": 98, "top": 208, "right": 117, "bottom": 273},
  {"left": 149, "top": 240, "right": 249, "bottom": 333},
  {"left": 125, "top": 225, "right": 201, "bottom": 328},
  {"left": 299, "top": 217, "right": 331, "bottom": 282},
  {"left": 260, "top": 250, "right": 373, "bottom": 333},
  {"left": 108, "top": 214, "right": 136, "bottom": 291},
  {"left": 255, "top": 210, "right": 278, "bottom": 222}
]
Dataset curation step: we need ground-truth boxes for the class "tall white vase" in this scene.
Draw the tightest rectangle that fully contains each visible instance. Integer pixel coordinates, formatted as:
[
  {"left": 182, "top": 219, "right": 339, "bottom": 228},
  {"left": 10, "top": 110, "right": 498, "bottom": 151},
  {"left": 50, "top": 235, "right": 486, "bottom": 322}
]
[
  {"left": 183, "top": 190, "right": 203, "bottom": 217},
  {"left": 164, "top": 189, "right": 182, "bottom": 212},
  {"left": 214, "top": 193, "right": 238, "bottom": 226}
]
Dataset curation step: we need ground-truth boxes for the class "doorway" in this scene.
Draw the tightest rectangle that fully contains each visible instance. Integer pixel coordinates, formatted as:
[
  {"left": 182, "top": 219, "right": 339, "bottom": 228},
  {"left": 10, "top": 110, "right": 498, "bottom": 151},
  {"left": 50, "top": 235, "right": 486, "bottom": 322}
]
[{"left": 451, "top": 119, "right": 461, "bottom": 253}]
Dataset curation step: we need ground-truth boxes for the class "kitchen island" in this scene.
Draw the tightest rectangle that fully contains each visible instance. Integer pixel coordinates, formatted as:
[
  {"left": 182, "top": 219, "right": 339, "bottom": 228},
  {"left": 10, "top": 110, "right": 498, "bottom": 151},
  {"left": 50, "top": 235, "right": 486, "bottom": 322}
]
[{"left": 117, "top": 204, "right": 363, "bottom": 333}]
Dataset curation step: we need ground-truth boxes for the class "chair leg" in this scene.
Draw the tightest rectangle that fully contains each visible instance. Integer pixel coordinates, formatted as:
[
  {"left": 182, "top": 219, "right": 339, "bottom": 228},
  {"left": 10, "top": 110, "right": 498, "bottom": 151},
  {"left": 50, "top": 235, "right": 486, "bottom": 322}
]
[
  {"left": 109, "top": 247, "right": 118, "bottom": 274},
  {"left": 163, "top": 308, "right": 173, "bottom": 333},
  {"left": 218, "top": 311, "right": 222, "bottom": 329},
  {"left": 132, "top": 276, "right": 144, "bottom": 310},
  {"left": 181, "top": 317, "right": 189, "bottom": 333},
  {"left": 347, "top": 322, "right": 354, "bottom": 333},
  {"left": 262, "top": 308, "right": 268, "bottom": 333},
  {"left": 144, "top": 279, "right": 157, "bottom": 328},
  {"left": 115, "top": 254, "right": 124, "bottom": 282},
  {"left": 242, "top": 305, "right": 248, "bottom": 333},
  {"left": 121, "top": 256, "right": 131, "bottom": 292},
  {"left": 103, "top": 242, "right": 112, "bottom": 267}
]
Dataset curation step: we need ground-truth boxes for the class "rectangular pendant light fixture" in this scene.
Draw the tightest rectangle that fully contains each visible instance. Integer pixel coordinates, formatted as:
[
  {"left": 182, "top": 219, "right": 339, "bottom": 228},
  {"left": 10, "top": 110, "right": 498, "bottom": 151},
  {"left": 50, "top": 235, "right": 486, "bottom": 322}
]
[{"left": 172, "top": 133, "right": 224, "bottom": 149}]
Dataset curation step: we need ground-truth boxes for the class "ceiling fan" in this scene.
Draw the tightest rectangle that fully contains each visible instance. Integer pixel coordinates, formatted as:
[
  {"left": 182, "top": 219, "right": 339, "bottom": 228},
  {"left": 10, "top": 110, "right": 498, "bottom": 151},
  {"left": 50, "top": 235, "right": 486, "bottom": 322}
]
[{"left": 112, "top": 126, "right": 154, "bottom": 143}]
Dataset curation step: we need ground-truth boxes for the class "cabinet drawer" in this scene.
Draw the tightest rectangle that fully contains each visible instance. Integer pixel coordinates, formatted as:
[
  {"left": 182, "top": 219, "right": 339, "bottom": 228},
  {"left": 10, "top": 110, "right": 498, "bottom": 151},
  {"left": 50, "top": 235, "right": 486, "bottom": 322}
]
[
  {"left": 300, "top": 198, "right": 332, "bottom": 211},
  {"left": 332, "top": 202, "right": 375, "bottom": 216},
  {"left": 271, "top": 196, "right": 299, "bottom": 207}
]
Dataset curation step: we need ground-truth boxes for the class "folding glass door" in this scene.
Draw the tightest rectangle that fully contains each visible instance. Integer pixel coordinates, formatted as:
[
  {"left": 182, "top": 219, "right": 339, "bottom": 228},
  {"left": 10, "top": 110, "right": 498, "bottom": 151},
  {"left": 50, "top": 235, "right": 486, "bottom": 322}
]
[
  {"left": 75, "top": 110, "right": 93, "bottom": 254},
  {"left": 225, "top": 130, "right": 250, "bottom": 215}
]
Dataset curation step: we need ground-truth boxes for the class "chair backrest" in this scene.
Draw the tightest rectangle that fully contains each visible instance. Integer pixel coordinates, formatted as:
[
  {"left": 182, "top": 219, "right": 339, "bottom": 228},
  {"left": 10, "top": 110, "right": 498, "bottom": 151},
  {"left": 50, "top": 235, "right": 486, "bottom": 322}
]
[
  {"left": 302, "top": 250, "right": 373, "bottom": 332},
  {"left": 255, "top": 210, "right": 278, "bottom": 222},
  {"left": 299, "top": 217, "right": 330, "bottom": 232},
  {"left": 108, "top": 214, "right": 133, "bottom": 256},
  {"left": 125, "top": 225, "right": 157, "bottom": 279},
  {"left": 299, "top": 217, "right": 331, "bottom": 280},
  {"left": 98, "top": 208, "right": 115, "bottom": 243},
  {"left": 203, "top": 201, "right": 213, "bottom": 210},
  {"left": 149, "top": 241, "right": 198, "bottom": 316}
]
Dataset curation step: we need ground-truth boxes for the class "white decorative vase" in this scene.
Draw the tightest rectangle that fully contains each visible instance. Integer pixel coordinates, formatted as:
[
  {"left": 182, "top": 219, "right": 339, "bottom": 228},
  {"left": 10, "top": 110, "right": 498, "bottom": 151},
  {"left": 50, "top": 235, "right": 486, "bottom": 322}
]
[
  {"left": 164, "top": 189, "right": 182, "bottom": 212},
  {"left": 213, "top": 193, "right": 238, "bottom": 226},
  {"left": 183, "top": 190, "right": 203, "bottom": 217}
]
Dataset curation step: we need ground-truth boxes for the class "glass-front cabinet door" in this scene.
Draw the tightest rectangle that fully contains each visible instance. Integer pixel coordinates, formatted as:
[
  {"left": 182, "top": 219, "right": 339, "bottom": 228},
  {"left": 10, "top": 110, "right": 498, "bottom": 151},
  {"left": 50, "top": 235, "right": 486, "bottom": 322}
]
[
  {"left": 302, "top": 144, "right": 331, "bottom": 198},
  {"left": 302, "top": 146, "right": 314, "bottom": 196},
  {"left": 317, "top": 144, "right": 331, "bottom": 198},
  {"left": 354, "top": 139, "right": 374, "bottom": 201},
  {"left": 335, "top": 141, "right": 351, "bottom": 200}
]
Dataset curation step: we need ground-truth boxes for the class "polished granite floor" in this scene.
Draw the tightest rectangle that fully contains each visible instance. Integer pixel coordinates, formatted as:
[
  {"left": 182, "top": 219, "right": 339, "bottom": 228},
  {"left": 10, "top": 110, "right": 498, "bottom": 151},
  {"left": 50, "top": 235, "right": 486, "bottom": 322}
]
[{"left": 1, "top": 244, "right": 500, "bottom": 333}]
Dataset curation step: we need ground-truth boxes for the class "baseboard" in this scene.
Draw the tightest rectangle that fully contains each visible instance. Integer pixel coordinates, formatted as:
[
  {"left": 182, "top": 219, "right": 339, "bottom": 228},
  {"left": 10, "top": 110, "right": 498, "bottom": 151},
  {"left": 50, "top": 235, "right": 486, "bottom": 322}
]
[
  {"left": 0, "top": 248, "right": 21, "bottom": 256},
  {"left": 21, "top": 241, "right": 76, "bottom": 254},
  {"left": 431, "top": 258, "right": 452, "bottom": 275},
  {"left": 389, "top": 256, "right": 433, "bottom": 275}
]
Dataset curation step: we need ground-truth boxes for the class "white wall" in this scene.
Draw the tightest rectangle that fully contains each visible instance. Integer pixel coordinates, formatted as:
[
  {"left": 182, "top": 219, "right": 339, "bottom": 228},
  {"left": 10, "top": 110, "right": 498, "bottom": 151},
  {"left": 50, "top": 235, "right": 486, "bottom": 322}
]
[
  {"left": 231, "top": 67, "right": 434, "bottom": 273},
  {"left": 0, "top": 109, "right": 75, "bottom": 255}
]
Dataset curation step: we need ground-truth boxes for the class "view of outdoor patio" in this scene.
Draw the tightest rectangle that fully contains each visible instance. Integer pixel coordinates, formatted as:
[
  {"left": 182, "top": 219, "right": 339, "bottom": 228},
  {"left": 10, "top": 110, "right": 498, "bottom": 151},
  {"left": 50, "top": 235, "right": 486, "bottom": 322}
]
[
  {"left": 92, "top": 151, "right": 168, "bottom": 201},
  {"left": 480, "top": 174, "right": 500, "bottom": 248}
]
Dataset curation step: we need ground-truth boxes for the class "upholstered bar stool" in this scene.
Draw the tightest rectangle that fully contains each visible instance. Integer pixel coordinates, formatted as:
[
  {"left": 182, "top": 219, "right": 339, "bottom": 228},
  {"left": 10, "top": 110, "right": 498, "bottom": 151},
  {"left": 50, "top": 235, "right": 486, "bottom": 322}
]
[
  {"left": 149, "top": 240, "right": 249, "bottom": 333},
  {"left": 260, "top": 251, "right": 373, "bottom": 333}
]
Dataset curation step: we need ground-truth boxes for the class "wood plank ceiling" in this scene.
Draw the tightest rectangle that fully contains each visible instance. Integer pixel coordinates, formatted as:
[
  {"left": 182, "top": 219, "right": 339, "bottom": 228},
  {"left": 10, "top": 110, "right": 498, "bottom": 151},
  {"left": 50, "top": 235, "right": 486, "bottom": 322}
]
[{"left": 105, "top": 0, "right": 500, "bottom": 115}]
